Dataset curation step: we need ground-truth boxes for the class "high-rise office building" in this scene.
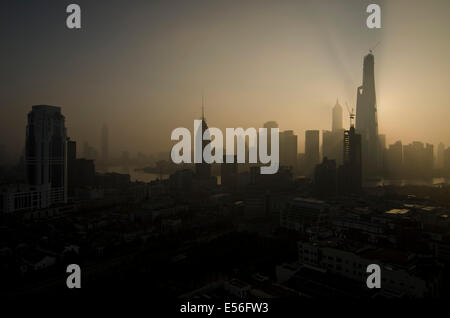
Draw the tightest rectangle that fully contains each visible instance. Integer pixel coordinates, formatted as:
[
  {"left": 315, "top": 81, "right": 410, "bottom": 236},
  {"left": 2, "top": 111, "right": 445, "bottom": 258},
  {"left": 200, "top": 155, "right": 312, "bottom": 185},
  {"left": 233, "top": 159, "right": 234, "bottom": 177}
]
[
  {"left": 323, "top": 101, "right": 345, "bottom": 166},
  {"left": 305, "top": 130, "right": 320, "bottom": 175},
  {"left": 378, "top": 134, "right": 386, "bottom": 173},
  {"left": 403, "top": 142, "right": 433, "bottom": 178},
  {"left": 322, "top": 130, "right": 344, "bottom": 166},
  {"left": 263, "top": 121, "right": 279, "bottom": 129},
  {"left": 195, "top": 107, "right": 211, "bottom": 179},
  {"left": 437, "top": 142, "right": 445, "bottom": 169},
  {"left": 25, "top": 105, "right": 67, "bottom": 204},
  {"left": 444, "top": 147, "right": 450, "bottom": 176},
  {"left": 386, "top": 141, "right": 403, "bottom": 178},
  {"left": 356, "top": 52, "right": 379, "bottom": 177},
  {"left": 67, "top": 139, "right": 77, "bottom": 195},
  {"left": 263, "top": 121, "right": 279, "bottom": 155},
  {"left": 101, "top": 123, "right": 109, "bottom": 165},
  {"left": 338, "top": 125, "right": 362, "bottom": 193},
  {"left": 332, "top": 99, "right": 343, "bottom": 132},
  {"left": 280, "top": 130, "right": 298, "bottom": 170}
]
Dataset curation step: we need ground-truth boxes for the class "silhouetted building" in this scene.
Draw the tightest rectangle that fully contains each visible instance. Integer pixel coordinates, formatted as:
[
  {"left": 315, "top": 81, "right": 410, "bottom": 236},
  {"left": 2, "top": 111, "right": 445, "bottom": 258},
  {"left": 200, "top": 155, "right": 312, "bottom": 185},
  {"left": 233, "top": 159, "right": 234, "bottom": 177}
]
[
  {"left": 314, "top": 157, "right": 337, "bottom": 197},
  {"left": 386, "top": 141, "right": 403, "bottom": 178},
  {"left": 169, "top": 169, "right": 194, "bottom": 192},
  {"left": 26, "top": 105, "right": 67, "bottom": 204},
  {"left": 249, "top": 166, "right": 293, "bottom": 191},
  {"left": 0, "top": 184, "right": 51, "bottom": 214},
  {"left": 378, "top": 134, "right": 386, "bottom": 173},
  {"left": 338, "top": 126, "right": 362, "bottom": 194},
  {"left": 356, "top": 52, "right": 379, "bottom": 177},
  {"left": 0, "top": 144, "right": 6, "bottom": 165},
  {"left": 281, "top": 198, "right": 329, "bottom": 234},
  {"left": 68, "top": 139, "right": 77, "bottom": 194},
  {"left": 322, "top": 130, "right": 344, "bottom": 166},
  {"left": 221, "top": 155, "right": 238, "bottom": 192},
  {"left": 96, "top": 172, "right": 130, "bottom": 189},
  {"left": 244, "top": 191, "right": 270, "bottom": 219},
  {"left": 83, "top": 141, "right": 98, "bottom": 160},
  {"left": 263, "top": 121, "right": 279, "bottom": 155},
  {"left": 305, "top": 130, "right": 320, "bottom": 176},
  {"left": 437, "top": 142, "right": 445, "bottom": 169},
  {"left": 444, "top": 147, "right": 450, "bottom": 176},
  {"left": 101, "top": 123, "right": 109, "bottom": 166},
  {"left": 66, "top": 139, "right": 96, "bottom": 191},
  {"left": 280, "top": 130, "right": 298, "bottom": 170},
  {"left": 403, "top": 142, "right": 433, "bottom": 178},
  {"left": 195, "top": 108, "right": 211, "bottom": 179},
  {"left": 74, "top": 159, "right": 96, "bottom": 187},
  {"left": 332, "top": 99, "right": 343, "bottom": 132}
]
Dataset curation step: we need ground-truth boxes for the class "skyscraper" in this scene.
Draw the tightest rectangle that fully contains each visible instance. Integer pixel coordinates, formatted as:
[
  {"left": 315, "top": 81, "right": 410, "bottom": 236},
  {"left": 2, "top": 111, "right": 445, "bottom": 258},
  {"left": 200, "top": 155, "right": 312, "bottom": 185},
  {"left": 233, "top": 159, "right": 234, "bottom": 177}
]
[
  {"left": 437, "top": 142, "right": 445, "bottom": 169},
  {"left": 386, "top": 141, "right": 403, "bottom": 178},
  {"left": 25, "top": 105, "right": 67, "bottom": 203},
  {"left": 195, "top": 105, "right": 211, "bottom": 179},
  {"left": 356, "top": 52, "right": 379, "bottom": 177},
  {"left": 67, "top": 139, "right": 77, "bottom": 195},
  {"left": 332, "top": 99, "right": 343, "bottom": 132},
  {"left": 279, "top": 130, "right": 298, "bottom": 170},
  {"left": 101, "top": 123, "right": 109, "bottom": 166},
  {"left": 305, "top": 130, "right": 320, "bottom": 175},
  {"left": 263, "top": 121, "right": 279, "bottom": 155},
  {"left": 323, "top": 100, "right": 345, "bottom": 166},
  {"left": 403, "top": 142, "right": 433, "bottom": 178},
  {"left": 338, "top": 125, "right": 362, "bottom": 193}
]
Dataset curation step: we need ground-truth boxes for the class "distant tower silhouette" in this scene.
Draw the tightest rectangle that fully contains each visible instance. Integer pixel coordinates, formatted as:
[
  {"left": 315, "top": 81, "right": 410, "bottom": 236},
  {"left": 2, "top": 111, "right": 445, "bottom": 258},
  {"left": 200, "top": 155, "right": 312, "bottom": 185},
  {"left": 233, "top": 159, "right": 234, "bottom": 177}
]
[
  {"left": 263, "top": 121, "right": 279, "bottom": 156},
  {"left": 332, "top": 99, "right": 343, "bottom": 132},
  {"left": 101, "top": 123, "right": 109, "bottom": 166},
  {"left": 195, "top": 96, "right": 211, "bottom": 179},
  {"left": 356, "top": 52, "right": 379, "bottom": 177},
  {"left": 305, "top": 130, "right": 320, "bottom": 176}
]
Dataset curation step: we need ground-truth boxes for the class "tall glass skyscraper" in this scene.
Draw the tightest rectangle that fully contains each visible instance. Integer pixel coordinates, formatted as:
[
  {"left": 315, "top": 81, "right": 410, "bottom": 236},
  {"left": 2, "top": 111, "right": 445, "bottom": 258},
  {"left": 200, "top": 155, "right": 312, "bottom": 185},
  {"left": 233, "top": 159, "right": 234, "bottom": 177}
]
[{"left": 26, "top": 105, "right": 67, "bottom": 204}]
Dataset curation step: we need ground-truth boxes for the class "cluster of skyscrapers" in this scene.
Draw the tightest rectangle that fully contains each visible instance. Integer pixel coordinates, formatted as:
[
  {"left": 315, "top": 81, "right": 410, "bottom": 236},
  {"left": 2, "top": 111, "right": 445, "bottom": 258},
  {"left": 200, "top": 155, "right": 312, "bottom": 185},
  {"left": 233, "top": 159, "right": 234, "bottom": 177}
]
[{"left": 4, "top": 51, "right": 449, "bottom": 214}]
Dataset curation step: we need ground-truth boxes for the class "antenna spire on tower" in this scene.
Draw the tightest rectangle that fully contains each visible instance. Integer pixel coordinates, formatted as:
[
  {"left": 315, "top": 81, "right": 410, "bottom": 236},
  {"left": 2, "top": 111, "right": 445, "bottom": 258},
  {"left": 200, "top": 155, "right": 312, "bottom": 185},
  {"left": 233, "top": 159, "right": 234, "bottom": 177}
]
[
  {"left": 201, "top": 93, "right": 205, "bottom": 120},
  {"left": 346, "top": 102, "right": 355, "bottom": 128}
]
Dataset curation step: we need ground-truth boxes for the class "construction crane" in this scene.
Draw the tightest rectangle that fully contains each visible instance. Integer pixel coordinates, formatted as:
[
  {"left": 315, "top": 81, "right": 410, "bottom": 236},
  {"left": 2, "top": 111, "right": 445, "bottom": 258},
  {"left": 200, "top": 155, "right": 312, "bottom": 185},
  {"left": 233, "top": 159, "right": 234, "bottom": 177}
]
[{"left": 346, "top": 102, "right": 355, "bottom": 128}]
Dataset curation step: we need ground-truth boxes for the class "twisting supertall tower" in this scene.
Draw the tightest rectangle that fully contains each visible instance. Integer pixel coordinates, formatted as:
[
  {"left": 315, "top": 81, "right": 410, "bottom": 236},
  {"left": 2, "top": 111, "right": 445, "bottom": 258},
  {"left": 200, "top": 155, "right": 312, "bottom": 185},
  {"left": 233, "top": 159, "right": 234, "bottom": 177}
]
[{"left": 356, "top": 51, "right": 379, "bottom": 177}]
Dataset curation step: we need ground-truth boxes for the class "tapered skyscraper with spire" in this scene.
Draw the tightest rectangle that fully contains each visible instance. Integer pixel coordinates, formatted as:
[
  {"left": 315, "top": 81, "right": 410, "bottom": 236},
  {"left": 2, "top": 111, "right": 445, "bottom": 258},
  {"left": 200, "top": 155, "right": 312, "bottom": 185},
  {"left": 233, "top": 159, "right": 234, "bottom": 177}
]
[
  {"left": 332, "top": 99, "right": 343, "bottom": 132},
  {"left": 195, "top": 97, "right": 211, "bottom": 179},
  {"left": 356, "top": 51, "right": 379, "bottom": 177}
]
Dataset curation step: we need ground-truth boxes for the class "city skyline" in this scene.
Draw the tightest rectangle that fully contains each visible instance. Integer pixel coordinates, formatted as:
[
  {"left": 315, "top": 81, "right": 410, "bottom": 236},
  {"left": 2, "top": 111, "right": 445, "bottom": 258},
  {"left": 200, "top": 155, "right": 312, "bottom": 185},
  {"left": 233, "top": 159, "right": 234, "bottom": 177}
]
[
  {"left": 2, "top": 0, "right": 450, "bottom": 158},
  {"left": 3, "top": 1, "right": 450, "bottom": 305}
]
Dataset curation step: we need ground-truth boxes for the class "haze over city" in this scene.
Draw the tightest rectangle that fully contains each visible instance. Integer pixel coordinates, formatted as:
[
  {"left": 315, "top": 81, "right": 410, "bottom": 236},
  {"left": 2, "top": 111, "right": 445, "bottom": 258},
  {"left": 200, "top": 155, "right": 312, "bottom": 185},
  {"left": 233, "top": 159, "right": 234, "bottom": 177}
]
[
  {"left": 2, "top": 0, "right": 450, "bottom": 159},
  {"left": 5, "top": 0, "right": 450, "bottom": 308}
]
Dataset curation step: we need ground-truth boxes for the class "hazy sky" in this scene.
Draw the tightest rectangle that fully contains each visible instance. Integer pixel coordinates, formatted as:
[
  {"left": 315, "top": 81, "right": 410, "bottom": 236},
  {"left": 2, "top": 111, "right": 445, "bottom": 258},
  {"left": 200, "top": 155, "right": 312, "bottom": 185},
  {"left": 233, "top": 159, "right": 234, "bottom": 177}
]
[{"left": 2, "top": 0, "right": 450, "bottom": 159}]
